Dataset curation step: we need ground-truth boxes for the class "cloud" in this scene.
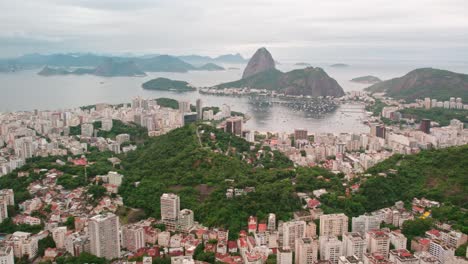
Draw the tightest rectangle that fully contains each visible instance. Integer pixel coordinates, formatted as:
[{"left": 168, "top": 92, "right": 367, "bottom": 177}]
[{"left": 0, "top": 0, "right": 467, "bottom": 61}]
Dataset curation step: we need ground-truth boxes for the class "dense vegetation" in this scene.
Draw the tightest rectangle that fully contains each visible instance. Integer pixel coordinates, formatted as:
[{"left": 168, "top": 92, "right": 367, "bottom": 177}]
[
  {"left": 365, "top": 68, "right": 468, "bottom": 101},
  {"left": 365, "top": 99, "right": 388, "bottom": 116},
  {"left": 155, "top": 98, "right": 179, "bottom": 109},
  {"left": 400, "top": 108, "right": 468, "bottom": 126},
  {"left": 142, "top": 77, "right": 195, "bottom": 91},
  {"left": 119, "top": 123, "right": 340, "bottom": 235}
]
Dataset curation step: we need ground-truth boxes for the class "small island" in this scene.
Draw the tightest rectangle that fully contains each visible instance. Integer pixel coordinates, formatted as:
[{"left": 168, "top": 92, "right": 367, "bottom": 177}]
[
  {"left": 294, "top": 62, "right": 311, "bottom": 67},
  {"left": 196, "top": 63, "right": 225, "bottom": 71},
  {"left": 330, "top": 63, "right": 350, "bottom": 68},
  {"left": 142, "top": 77, "right": 196, "bottom": 92},
  {"left": 350, "top": 75, "right": 382, "bottom": 84}
]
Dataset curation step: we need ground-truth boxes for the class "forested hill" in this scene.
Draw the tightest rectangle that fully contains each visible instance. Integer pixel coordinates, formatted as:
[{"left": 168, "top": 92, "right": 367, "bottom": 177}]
[
  {"left": 118, "top": 124, "right": 304, "bottom": 233},
  {"left": 358, "top": 145, "right": 468, "bottom": 210}
]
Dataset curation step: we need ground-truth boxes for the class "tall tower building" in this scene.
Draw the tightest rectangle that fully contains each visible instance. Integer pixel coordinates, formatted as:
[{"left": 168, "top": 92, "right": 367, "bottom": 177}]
[
  {"left": 320, "top": 236, "right": 343, "bottom": 264},
  {"left": 225, "top": 117, "right": 243, "bottom": 136},
  {"left": 122, "top": 225, "right": 145, "bottom": 252},
  {"left": 352, "top": 215, "right": 381, "bottom": 235},
  {"left": 0, "top": 198, "right": 7, "bottom": 224},
  {"left": 420, "top": 119, "right": 431, "bottom": 134},
  {"left": 160, "top": 193, "right": 180, "bottom": 230},
  {"left": 277, "top": 248, "right": 293, "bottom": 264},
  {"left": 89, "top": 213, "right": 121, "bottom": 260},
  {"left": 196, "top": 99, "right": 203, "bottom": 120},
  {"left": 343, "top": 232, "right": 366, "bottom": 260},
  {"left": 178, "top": 209, "right": 194, "bottom": 231},
  {"left": 295, "top": 237, "right": 318, "bottom": 264},
  {"left": 320, "top": 214, "right": 348, "bottom": 237},
  {"left": 268, "top": 213, "right": 276, "bottom": 231},
  {"left": 0, "top": 244, "right": 14, "bottom": 264},
  {"left": 282, "top": 220, "right": 306, "bottom": 250},
  {"left": 366, "top": 230, "right": 390, "bottom": 257}
]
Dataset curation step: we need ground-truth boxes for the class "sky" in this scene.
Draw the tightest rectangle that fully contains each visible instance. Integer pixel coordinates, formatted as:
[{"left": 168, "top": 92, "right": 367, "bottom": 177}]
[{"left": 1, "top": 0, "right": 468, "bottom": 62}]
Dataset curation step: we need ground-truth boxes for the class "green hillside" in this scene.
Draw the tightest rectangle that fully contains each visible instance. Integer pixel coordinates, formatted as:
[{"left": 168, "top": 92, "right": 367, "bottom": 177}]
[{"left": 365, "top": 68, "right": 468, "bottom": 101}]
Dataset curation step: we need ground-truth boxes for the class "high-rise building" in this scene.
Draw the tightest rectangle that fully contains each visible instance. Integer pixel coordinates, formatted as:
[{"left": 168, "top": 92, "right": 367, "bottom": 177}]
[
  {"left": 101, "top": 119, "right": 113, "bottom": 131},
  {"left": 375, "top": 125, "right": 386, "bottom": 139},
  {"left": 352, "top": 215, "right": 381, "bottom": 235},
  {"left": 268, "top": 213, "right": 276, "bottom": 231},
  {"left": 178, "top": 209, "right": 194, "bottom": 231},
  {"left": 343, "top": 232, "right": 366, "bottom": 260},
  {"left": 52, "top": 226, "right": 67, "bottom": 249},
  {"left": 320, "top": 214, "right": 348, "bottom": 237},
  {"left": 320, "top": 236, "right": 343, "bottom": 264},
  {"left": 225, "top": 117, "right": 243, "bottom": 136},
  {"left": 196, "top": 99, "right": 203, "bottom": 120},
  {"left": 282, "top": 220, "right": 306, "bottom": 250},
  {"left": 277, "top": 248, "right": 293, "bottom": 264},
  {"left": 89, "top": 213, "right": 121, "bottom": 260},
  {"left": 424, "top": 98, "right": 431, "bottom": 109},
  {"left": 295, "top": 237, "right": 318, "bottom": 264},
  {"left": 160, "top": 193, "right": 180, "bottom": 230},
  {"left": 178, "top": 101, "right": 191, "bottom": 113},
  {"left": 294, "top": 129, "right": 308, "bottom": 141},
  {"left": 389, "top": 249, "right": 419, "bottom": 264},
  {"left": 122, "top": 225, "right": 145, "bottom": 252},
  {"left": 366, "top": 230, "right": 390, "bottom": 257},
  {"left": 420, "top": 119, "right": 431, "bottom": 134},
  {"left": 0, "top": 198, "right": 7, "bottom": 224},
  {"left": 428, "top": 239, "right": 455, "bottom": 264},
  {"left": 0, "top": 244, "right": 14, "bottom": 264},
  {"left": 81, "top": 123, "right": 94, "bottom": 137},
  {"left": 0, "top": 189, "right": 15, "bottom": 206},
  {"left": 389, "top": 230, "right": 407, "bottom": 250},
  {"left": 338, "top": 255, "right": 363, "bottom": 264}
]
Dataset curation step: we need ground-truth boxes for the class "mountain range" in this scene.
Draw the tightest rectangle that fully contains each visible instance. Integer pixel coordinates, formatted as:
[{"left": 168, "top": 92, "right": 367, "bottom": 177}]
[
  {"left": 215, "top": 47, "right": 345, "bottom": 97},
  {"left": 0, "top": 52, "right": 243, "bottom": 76},
  {"left": 365, "top": 68, "right": 468, "bottom": 101}
]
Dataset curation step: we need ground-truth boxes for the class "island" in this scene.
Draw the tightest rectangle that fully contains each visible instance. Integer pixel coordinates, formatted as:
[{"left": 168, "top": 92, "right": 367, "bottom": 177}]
[
  {"left": 38, "top": 59, "right": 146, "bottom": 77},
  {"left": 196, "top": 63, "right": 225, "bottom": 71},
  {"left": 330, "top": 63, "right": 350, "bottom": 68},
  {"left": 350, "top": 75, "right": 382, "bottom": 84},
  {"left": 294, "top": 62, "right": 311, "bottom": 67},
  {"left": 142, "top": 77, "right": 196, "bottom": 92}
]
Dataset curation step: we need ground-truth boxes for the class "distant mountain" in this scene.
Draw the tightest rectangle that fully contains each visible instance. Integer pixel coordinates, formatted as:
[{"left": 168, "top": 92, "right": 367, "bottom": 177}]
[
  {"left": 350, "top": 75, "right": 382, "bottom": 84},
  {"left": 94, "top": 58, "right": 146, "bottom": 77},
  {"left": 294, "top": 62, "right": 311, "bottom": 67},
  {"left": 216, "top": 48, "right": 344, "bottom": 97},
  {"left": 242, "top": 47, "right": 276, "bottom": 79},
  {"left": 365, "top": 68, "right": 468, "bottom": 101},
  {"left": 142, "top": 77, "right": 195, "bottom": 91},
  {"left": 136, "top": 55, "right": 196, "bottom": 72},
  {"left": 330, "top": 63, "right": 350, "bottom": 68},
  {"left": 38, "top": 59, "right": 146, "bottom": 77},
  {"left": 178, "top": 53, "right": 247, "bottom": 65},
  {"left": 196, "top": 63, "right": 225, "bottom": 71}
]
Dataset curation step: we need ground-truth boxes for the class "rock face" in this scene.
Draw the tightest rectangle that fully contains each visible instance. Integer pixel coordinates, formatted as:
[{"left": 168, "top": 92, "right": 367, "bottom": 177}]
[
  {"left": 242, "top": 47, "right": 275, "bottom": 79},
  {"left": 280, "top": 67, "right": 345, "bottom": 97}
]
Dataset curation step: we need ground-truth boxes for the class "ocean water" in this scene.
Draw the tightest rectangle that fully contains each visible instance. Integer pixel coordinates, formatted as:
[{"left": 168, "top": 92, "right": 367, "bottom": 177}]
[{"left": 1, "top": 60, "right": 467, "bottom": 133}]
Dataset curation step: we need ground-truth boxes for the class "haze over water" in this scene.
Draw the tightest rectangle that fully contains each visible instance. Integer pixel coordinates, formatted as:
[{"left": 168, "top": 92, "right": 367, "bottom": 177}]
[{"left": 1, "top": 60, "right": 468, "bottom": 133}]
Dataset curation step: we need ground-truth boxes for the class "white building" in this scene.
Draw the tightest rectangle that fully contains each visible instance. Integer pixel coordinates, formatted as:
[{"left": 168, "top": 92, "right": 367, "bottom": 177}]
[
  {"left": 282, "top": 220, "right": 306, "bottom": 250},
  {"left": 295, "top": 237, "right": 318, "bottom": 264},
  {"left": 122, "top": 225, "right": 145, "bottom": 252},
  {"left": 319, "top": 236, "right": 343, "bottom": 264},
  {"left": 320, "top": 214, "right": 348, "bottom": 237},
  {"left": 343, "top": 232, "right": 367, "bottom": 260},
  {"left": 0, "top": 245, "right": 14, "bottom": 264},
  {"left": 352, "top": 215, "right": 381, "bottom": 235},
  {"left": 277, "top": 248, "right": 293, "bottom": 264},
  {"left": 89, "top": 213, "right": 121, "bottom": 260},
  {"left": 366, "top": 230, "right": 390, "bottom": 257},
  {"left": 428, "top": 239, "right": 455, "bottom": 264},
  {"left": 178, "top": 209, "right": 194, "bottom": 231},
  {"left": 52, "top": 226, "right": 67, "bottom": 249}
]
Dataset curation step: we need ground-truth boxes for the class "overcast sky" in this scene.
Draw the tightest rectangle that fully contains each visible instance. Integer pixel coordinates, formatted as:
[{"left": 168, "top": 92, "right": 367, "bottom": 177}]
[{"left": 1, "top": 0, "right": 468, "bottom": 61}]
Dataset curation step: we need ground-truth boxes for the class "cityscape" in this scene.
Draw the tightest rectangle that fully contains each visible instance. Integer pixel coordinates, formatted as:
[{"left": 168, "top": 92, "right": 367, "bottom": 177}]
[{"left": 1, "top": 0, "right": 468, "bottom": 264}]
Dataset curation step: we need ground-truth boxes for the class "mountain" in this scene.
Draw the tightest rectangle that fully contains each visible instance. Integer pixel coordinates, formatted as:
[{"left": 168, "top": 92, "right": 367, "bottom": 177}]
[
  {"left": 294, "top": 62, "right": 311, "bottom": 67},
  {"left": 365, "top": 68, "right": 468, "bottom": 101},
  {"left": 142, "top": 77, "right": 195, "bottom": 91},
  {"left": 196, "top": 63, "right": 225, "bottom": 71},
  {"left": 216, "top": 48, "right": 345, "bottom": 97},
  {"left": 94, "top": 58, "right": 145, "bottom": 77},
  {"left": 350, "top": 75, "right": 382, "bottom": 84},
  {"left": 178, "top": 53, "right": 247, "bottom": 65},
  {"left": 38, "top": 59, "right": 146, "bottom": 77},
  {"left": 136, "top": 55, "right": 196, "bottom": 72},
  {"left": 242, "top": 47, "right": 276, "bottom": 79},
  {"left": 330, "top": 63, "right": 350, "bottom": 68}
]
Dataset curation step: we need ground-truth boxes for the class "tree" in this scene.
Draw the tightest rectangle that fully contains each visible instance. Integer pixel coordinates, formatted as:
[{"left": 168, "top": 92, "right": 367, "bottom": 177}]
[
  {"left": 402, "top": 218, "right": 434, "bottom": 240},
  {"left": 38, "top": 235, "right": 56, "bottom": 256}
]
